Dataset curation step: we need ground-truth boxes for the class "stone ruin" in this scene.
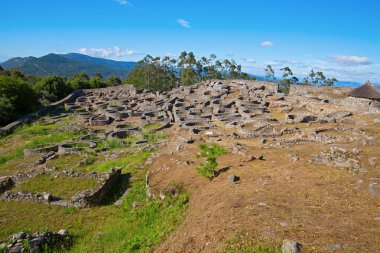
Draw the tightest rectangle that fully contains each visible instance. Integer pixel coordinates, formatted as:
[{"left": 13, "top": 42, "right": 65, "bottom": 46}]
[
  {"left": 1, "top": 80, "right": 379, "bottom": 208},
  {"left": 0, "top": 229, "right": 71, "bottom": 253},
  {"left": 0, "top": 168, "right": 122, "bottom": 208}
]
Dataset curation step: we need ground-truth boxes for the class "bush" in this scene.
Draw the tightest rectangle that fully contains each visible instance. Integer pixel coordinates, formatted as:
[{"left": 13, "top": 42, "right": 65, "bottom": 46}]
[
  {"left": 34, "top": 76, "right": 72, "bottom": 102},
  {"left": 0, "top": 75, "right": 39, "bottom": 126},
  {"left": 195, "top": 143, "right": 227, "bottom": 179}
]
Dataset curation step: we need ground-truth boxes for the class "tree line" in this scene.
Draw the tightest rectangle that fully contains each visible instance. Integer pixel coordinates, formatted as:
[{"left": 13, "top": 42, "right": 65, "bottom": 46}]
[
  {"left": 0, "top": 66, "right": 122, "bottom": 126},
  {"left": 264, "top": 65, "right": 338, "bottom": 93},
  {"left": 125, "top": 51, "right": 252, "bottom": 91}
]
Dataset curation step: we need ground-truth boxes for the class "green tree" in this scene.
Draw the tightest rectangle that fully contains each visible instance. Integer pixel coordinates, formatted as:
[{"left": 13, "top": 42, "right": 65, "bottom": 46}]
[
  {"left": 0, "top": 75, "right": 39, "bottom": 125},
  {"left": 0, "top": 97, "right": 15, "bottom": 126},
  {"left": 34, "top": 76, "right": 71, "bottom": 102},
  {"left": 265, "top": 65, "right": 275, "bottom": 81},
  {"left": 106, "top": 76, "right": 122, "bottom": 87}
]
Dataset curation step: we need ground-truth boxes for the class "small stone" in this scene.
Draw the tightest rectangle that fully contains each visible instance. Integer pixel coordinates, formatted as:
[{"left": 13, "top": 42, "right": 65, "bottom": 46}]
[
  {"left": 325, "top": 244, "right": 343, "bottom": 251},
  {"left": 43, "top": 193, "right": 53, "bottom": 202},
  {"left": 28, "top": 238, "right": 43, "bottom": 247},
  {"left": 9, "top": 244, "right": 23, "bottom": 253},
  {"left": 13, "top": 232, "right": 27, "bottom": 242},
  {"left": 132, "top": 202, "right": 142, "bottom": 208},
  {"left": 352, "top": 148, "right": 361, "bottom": 155},
  {"left": 58, "top": 229, "right": 68, "bottom": 236},
  {"left": 30, "top": 246, "right": 42, "bottom": 253},
  {"left": 281, "top": 239, "right": 302, "bottom": 253},
  {"left": 369, "top": 157, "right": 377, "bottom": 166},
  {"left": 228, "top": 174, "right": 240, "bottom": 182},
  {"left": 369, "top": 183, "right": 380, "bottom": 197}
]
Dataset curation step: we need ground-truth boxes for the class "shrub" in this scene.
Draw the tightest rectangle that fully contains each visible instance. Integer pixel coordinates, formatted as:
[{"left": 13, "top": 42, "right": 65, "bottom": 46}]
[{"left": 195, "top": 143, "right": 227, "bottom": 179}]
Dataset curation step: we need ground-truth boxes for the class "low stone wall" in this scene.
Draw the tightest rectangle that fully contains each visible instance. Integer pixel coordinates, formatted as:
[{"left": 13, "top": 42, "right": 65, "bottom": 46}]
[
  {"left": 0, "top": 177, "right": 14, "bottom": 194},
  {"left": 0, "top": 90, "right": 85, "bottom": 136},
  {"left": 71, "top": 168, "right": 122, "bottom": 207},
  {"left": 340, "top": 97, "right": 380, "bottom": 112},
  {"left": 0, "top": 230, "right": 71, "bottom": 253},
  {"left": 289, "top": 85, "right": 352, "bottom": 98}
]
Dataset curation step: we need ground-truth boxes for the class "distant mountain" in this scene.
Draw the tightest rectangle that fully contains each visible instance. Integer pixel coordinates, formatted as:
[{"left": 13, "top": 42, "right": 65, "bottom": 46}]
[
  {"left": 60, "top": 53, "right": 136, "bottom": 71},
  {"left": 1, "top": 53, "right": 137, "bottom": 79}
]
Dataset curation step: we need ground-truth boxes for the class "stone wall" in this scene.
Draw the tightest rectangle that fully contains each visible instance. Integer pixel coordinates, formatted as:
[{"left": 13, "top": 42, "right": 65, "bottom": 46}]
[
  {"left": 71, "top": 168, "right": 122, "bottom": 207},
  {"left": 289, "top": 85, "right": 353, "bottom": 98}
]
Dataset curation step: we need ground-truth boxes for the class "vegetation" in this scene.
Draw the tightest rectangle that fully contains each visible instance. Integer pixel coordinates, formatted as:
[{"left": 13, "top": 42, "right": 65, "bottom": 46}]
[
  {"left": 126, "top": 51, "right": 253, "bottom": 91},
  {"left": 0, "top": 74, "right": 38, "bottom": 126},
  {"left": 264, "top": 64, "right": 338, "bottom": 93},
  {"left": 1, "top": 53, "right": 135, "bottom": 79},
  {"left": 195, "top": 143, "right": 228, "bottom": 179},
  {"left": 0, "top": 68, "right": 122, "bottom": 127},
  {"left": 13, "top": 174, "right": 99, "bottom": 200}
]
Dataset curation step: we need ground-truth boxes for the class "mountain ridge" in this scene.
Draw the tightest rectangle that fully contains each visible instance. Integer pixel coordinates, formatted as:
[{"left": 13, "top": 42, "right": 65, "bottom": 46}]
[{"left": 1, "top": 53, "right": 136, "bottom": 79}]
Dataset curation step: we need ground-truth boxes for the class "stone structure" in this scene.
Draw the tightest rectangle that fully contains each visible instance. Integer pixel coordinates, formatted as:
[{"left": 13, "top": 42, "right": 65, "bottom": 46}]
[{"left": 0, "top": 230, "right": 71, "bottom": 253}]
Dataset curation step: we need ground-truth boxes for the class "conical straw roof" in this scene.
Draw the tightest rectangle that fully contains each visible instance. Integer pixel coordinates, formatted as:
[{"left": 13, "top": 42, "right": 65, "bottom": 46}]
[{"left": 348, "top": 81, "right": 380, "bottom": 99}]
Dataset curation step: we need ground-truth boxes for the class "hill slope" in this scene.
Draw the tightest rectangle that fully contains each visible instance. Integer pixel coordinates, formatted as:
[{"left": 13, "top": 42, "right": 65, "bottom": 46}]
[{"left": 1, "top": 53, "right": 136, "bottom": 79}]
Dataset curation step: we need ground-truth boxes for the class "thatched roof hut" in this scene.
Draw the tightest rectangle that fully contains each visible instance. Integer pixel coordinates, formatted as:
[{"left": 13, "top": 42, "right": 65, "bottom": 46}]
[{"left": 348, "top": 81, "right": 380, "bottom": 100}]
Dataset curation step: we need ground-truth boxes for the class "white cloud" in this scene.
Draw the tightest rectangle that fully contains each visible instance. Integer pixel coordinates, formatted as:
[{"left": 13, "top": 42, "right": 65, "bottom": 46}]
[
  {"left": 241, "top": 58, "right": 256, "bottom": 64},
  {"left": 327, "top": 55, "right": 372, "bottom": 66},
  {"left": 78, "top": 46, "right": 141, "bottom": 58},
  {"left": 260, "top": 41, "right": 273, "bottom": 47},
  {"left": 116, "top": 0, "right": 131, "bottom": 5},
  {"left": 177, "top": 19, "right": 191, "bottom": 29}
]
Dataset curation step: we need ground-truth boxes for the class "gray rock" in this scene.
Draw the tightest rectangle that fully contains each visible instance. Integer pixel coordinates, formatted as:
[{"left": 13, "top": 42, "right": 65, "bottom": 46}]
[
  {"left": 132, "top": 202, "right": 142, "bottom": 208},
  {"left": 58, "top": 229, "right": 68, "bottom": 236},
  {"left": 13, "top": 232, "right": 27, "bottom": 242},
  {"left": 28, "top": 238, "right": 43, "bottom": 247},
  {"left": 325, "top": 244, "right": 343, "bottom": 251},
  {"left": 30, "top": 246, "right": 42, "bottom": 253},
  {"left": 9, "top": 244, "right": 23, "bottom": 253},
  {"left": 43, "top": 193, "right": 53, "bottom": 202},
  {"left": 281, "top": 239, "right": 302, "bottom": 253},
  {"left": 228, "top": 174, "right": 240, "bottom": 182},
  {"left": 352, "top": 148, "right": 361, "bottom": 155},
  {"left": 369, "top": 157, "right": 377, "bottom": 166},
  {"left": 369, "top": 183, "right": 380, "bottom": 197}
]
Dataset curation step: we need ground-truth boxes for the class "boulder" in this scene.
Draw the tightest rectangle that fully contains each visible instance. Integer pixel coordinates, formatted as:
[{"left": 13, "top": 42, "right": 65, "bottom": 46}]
[{"left": 281, "top": 239, "right": 302, "bottom": 253}]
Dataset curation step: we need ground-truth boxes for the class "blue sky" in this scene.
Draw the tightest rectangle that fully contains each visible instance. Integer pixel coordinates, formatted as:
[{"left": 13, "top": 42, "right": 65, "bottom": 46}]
[{"left": 1, "top": 0, "right": 379, "bottom": 82}]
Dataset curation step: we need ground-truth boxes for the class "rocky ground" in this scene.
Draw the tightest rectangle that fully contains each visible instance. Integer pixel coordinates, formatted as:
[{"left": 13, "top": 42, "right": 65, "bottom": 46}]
[{"left": 0, "top": 80, "right": 379, "bottom": 252}]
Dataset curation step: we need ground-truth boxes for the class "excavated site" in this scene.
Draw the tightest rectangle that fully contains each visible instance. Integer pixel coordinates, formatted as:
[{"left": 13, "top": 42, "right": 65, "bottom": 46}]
[{"left": 1, "top": 80, "right": 380, "bottom": 252}]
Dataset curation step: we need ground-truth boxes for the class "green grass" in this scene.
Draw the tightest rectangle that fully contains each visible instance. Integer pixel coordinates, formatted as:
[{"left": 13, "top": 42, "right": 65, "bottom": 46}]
[
  {"left": 85, "top": 149, "right": 154, "bottom": 173},
  {"left": 0, "top": 117, "right": 187, "bottom": 252},
  {"left": 0, "top": 121, "right": 85, "bottom": 165},
  {"left": 106, "top": 138, "right": 125, "bottom": 150},
  {"left": 0, "top": 148, "right": 24, "bottom": 165},
  {"left": 143, "top": 123, "right": 162, "bottom": 131},
  {"left": 72, "top": 182, "right": 188, "bottom": 252},
  {"left": 142, "top": 131, "right": 165, "bottom": 143},
  {"left": 12, "top": 174, "right": 99, "bottom": 200},
  {"left": 46, "top": 154, "right": 85, "bottom": 171},
  {"left": 223, "top": 233, "right": 281, "bottom": 253}
]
